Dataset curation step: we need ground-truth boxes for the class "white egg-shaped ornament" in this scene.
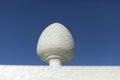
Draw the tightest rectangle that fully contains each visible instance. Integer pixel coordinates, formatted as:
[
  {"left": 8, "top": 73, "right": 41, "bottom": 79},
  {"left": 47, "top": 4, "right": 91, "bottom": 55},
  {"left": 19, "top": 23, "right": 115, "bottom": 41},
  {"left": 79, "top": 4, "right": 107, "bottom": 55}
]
[{"left": 37, "top": 23, "right": 75, "bottom": 66}]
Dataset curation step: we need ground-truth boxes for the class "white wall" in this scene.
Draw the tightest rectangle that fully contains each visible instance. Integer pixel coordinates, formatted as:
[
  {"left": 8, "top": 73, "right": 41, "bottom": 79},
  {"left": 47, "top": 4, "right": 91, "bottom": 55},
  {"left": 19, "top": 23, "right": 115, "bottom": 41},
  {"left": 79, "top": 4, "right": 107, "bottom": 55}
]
[{"left": 0, "top": 65, "right": 120, "bottom": 80}]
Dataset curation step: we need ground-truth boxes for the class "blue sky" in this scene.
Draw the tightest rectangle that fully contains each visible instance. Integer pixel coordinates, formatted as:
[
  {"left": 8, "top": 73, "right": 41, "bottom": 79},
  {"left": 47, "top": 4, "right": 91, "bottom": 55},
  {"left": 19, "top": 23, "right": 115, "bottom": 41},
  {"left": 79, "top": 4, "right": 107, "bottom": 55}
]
[{"left": 0, "top": 0, "right": 120, "bottom": 65}]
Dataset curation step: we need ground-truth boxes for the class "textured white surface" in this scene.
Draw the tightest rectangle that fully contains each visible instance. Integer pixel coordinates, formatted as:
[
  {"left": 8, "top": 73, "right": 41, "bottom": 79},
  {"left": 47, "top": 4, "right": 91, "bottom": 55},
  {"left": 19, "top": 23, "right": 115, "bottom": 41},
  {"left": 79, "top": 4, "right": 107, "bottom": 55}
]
[
  {"left": 37, "top": 23, "right": 74, "bottom": 64},
  {"left": 0, "top": 65, "right": 120, "bottom": 80}
]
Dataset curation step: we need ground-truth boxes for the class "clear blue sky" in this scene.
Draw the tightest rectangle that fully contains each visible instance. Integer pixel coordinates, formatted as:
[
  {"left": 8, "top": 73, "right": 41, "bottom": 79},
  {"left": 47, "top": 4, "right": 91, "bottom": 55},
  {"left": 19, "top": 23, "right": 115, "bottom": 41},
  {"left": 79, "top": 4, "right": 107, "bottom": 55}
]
[{"left": 0, "top": 0, "right": 120, "bottom": 65}]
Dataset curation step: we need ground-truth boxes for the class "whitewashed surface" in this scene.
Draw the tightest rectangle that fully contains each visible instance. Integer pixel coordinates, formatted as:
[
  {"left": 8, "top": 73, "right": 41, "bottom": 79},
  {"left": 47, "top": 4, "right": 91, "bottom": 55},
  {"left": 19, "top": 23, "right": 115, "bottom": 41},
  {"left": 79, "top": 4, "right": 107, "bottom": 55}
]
[{"left": 0, "top": 65, "right": 120, "bottom": 80}]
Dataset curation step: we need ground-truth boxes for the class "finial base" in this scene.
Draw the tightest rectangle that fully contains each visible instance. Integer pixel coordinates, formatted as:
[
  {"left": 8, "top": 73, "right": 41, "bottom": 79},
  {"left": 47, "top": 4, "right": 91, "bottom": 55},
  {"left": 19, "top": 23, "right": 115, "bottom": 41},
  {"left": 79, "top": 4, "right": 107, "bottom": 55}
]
[{"left": 49, "top": 59, "right": 61, "bottom": 66}]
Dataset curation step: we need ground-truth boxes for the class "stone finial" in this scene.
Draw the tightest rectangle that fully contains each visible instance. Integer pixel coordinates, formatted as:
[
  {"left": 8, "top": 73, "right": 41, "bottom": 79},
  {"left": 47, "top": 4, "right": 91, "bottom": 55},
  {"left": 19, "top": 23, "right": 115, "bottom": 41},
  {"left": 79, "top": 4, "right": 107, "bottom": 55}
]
[{"left": 37, "top": 23, "right": 75, "bottom": 66}]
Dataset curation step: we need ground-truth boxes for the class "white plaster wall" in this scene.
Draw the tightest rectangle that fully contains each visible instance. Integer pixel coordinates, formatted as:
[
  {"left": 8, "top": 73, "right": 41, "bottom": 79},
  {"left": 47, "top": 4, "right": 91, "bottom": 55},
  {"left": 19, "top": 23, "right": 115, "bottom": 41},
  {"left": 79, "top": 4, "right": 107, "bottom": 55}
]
[{"left": 0, "top": 65, "right": 120, "bottom": 80}]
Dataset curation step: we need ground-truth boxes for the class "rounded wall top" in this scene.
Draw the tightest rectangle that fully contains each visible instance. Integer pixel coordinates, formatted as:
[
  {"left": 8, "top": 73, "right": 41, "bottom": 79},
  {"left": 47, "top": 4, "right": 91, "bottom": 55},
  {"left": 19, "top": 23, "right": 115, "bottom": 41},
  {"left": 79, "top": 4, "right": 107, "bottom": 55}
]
[{"left": 37, "top": 23, "right": 75, "bottom": 66}]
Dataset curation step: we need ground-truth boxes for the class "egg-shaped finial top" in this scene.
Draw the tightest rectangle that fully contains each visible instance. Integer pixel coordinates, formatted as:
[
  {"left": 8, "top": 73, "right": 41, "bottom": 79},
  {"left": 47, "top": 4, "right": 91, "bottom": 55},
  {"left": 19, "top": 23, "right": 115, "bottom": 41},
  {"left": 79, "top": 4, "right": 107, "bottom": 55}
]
[{"left": 37, "top": 23, "right": 75, "bottom": 66}]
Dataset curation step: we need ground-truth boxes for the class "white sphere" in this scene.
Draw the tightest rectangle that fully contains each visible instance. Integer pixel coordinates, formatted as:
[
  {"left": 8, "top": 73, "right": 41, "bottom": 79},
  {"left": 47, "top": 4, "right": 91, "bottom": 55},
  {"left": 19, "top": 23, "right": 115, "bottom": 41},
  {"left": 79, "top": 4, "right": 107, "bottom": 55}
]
[{"left": 37, "top": 23, "right": 75, "bottom": 64}]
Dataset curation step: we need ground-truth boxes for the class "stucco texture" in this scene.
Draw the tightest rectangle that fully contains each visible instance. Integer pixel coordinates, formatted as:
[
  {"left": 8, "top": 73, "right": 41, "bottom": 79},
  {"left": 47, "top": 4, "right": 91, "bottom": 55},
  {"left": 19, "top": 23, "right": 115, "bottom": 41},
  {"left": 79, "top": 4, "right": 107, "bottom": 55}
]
[{"left": 0, "top": 65, "right": 120, "bottom": 80}]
